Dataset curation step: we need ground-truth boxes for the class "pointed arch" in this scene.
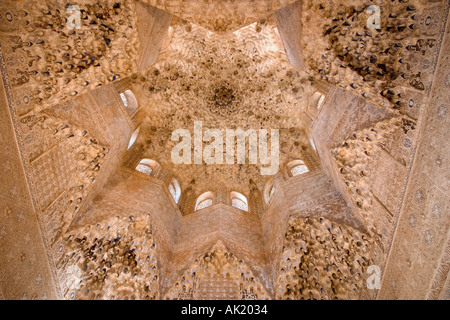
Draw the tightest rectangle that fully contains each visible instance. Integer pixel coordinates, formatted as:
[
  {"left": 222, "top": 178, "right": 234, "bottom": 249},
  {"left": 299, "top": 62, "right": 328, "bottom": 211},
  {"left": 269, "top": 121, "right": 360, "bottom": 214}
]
[
  {"left": 169, "top": 178, "right": 181, "bottom": 204},
  {"left": 127, "top": 127, "right": 140, "bottom": 150},
  {"left": 308, "top": 91, "right": 326, "bottom": 114},
  {"left": 230, "top": 191, "right": 249, "bottom": 212},
  {"left": 287, "top": 159, "right": 309, "bottom": 177},
  {"left": 136, "top": 158, "right": 160, "bottom": 177},
  {"left": 195, "top": 192, "right": 215, "bottom": 211},
  {"left": 120, "top": 89, "right": 138, "bottom": 115},
  {"left": 264, "top": 180, "right": 276, "bottom": 204}
]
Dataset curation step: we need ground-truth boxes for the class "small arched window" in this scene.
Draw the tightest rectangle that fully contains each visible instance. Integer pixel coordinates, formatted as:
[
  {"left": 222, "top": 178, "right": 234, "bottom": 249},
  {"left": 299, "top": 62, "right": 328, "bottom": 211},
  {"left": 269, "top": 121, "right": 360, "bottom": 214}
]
[
  {"left": 119, "top": 93, "right": 128, "bottom": 107},
  {"left": 195, "top": 192, "right": 215, "bottom": 211},
  {"left": 310, "top": 91, "right": 326, "bottom": 112},
  {"left": 135, "top": 159, "right": 160, "bottom": 177},
  {"left": 317, "top": 94, "right": 326, "bottom": 109},
  {"left": 287, "top": 160, "right": 309, "bottom": 177},
  {"left": 127, "top": 127, "right": 140, "bottom": 150},
  {"left": 269, "top": 186, "right": 275, "bottom": 199},
  {"left": 264, "top": 181, "right": 275, "bottom": 204},
  {"left": 169, "top": 178, "right": 181, "bottom": 204},
  {"left": 120, "top": 90, "right": 138, "bottom": 115},
  {"left": 230, "top": 191, "right": 249, "bottom": 212},
  {"left": 310, "top": 137, "right": 317, "bottom": 152}
]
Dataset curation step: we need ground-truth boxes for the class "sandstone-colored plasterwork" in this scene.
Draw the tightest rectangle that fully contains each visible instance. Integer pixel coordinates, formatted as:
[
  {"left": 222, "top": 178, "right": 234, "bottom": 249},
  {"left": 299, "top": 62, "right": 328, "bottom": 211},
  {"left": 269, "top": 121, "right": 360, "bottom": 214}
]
[
  {"left": 276, "top": 216, "right": 374, "bottom": 300},
  {"left": 0, "top": 0, "right": 448, "bottom": 300},
  {"left": 300, "top": 0, "right": 446, "bottom": 108},
  {"left": 60, "top": 214, "right": 159, "bottom": 300},
  {"left": 332, "top": 118, "right": 403, "bottom": 236},
  {"left": 141, "top": 0, "right": 298, "bottom": 33},
  {"left": 135, "top": 2, "right": 173, "bottom": 71},
  {"left": 130, "top": 18, "right": 316, "bottom": 196},
  {"left": 0, "top": 0, "right": 139, "bottom": 110},
  {"left": 0, "top": 49, "right": 58, "bottom": 300},
  {"left": 378, "top": 9, "right": 450, "bottom": 299},
  {"left": 165, "top": 241, "right": 271, "bottom": 300}
]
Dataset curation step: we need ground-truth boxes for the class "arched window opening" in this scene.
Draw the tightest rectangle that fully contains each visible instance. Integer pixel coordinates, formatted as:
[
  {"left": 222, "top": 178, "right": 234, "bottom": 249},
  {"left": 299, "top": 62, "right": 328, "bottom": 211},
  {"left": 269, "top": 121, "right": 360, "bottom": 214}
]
[
  {"left": 310, "top": 91, "right": 326, "bottom": 112},
  {"left": 169, "top": 178, "right": 181, "bottom": 204},
  {"left": 196, "top": 199, "right": 213, "bottom": 211},
  {"left": 120, "top": 90, "right": 138, "bottom": 115},
  {"left": 127, "top": 127, "right": 140, "bottom": 150},
  {"left": 287, "top": 160, "right": 310, "bottom": 177},
  {"left": 195, "top": 192, "right": 215, "bottom": 211},
  {"left": 119, "top": 92, "right": 128, "bottom": 107},
  {"left": 230, "top": 191, "right": 249, "bottom": 212},
  {"left": 269, "top": 186, "right": 275, "bottom": 199},
  {"left": 317, "top": 94, "right": 326, "bottom": 109},
  {"left": 264, "top": 181, "right": 276, "bottom": 204},
  {"left": 291, "top": 164, "right": 309, "bottom": 176},
  {"left": 135, "top": 159, "right": 160, "bottom": 177},
  {"left": 310, "top": 137, "right": 317, "bottom": 152}
]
